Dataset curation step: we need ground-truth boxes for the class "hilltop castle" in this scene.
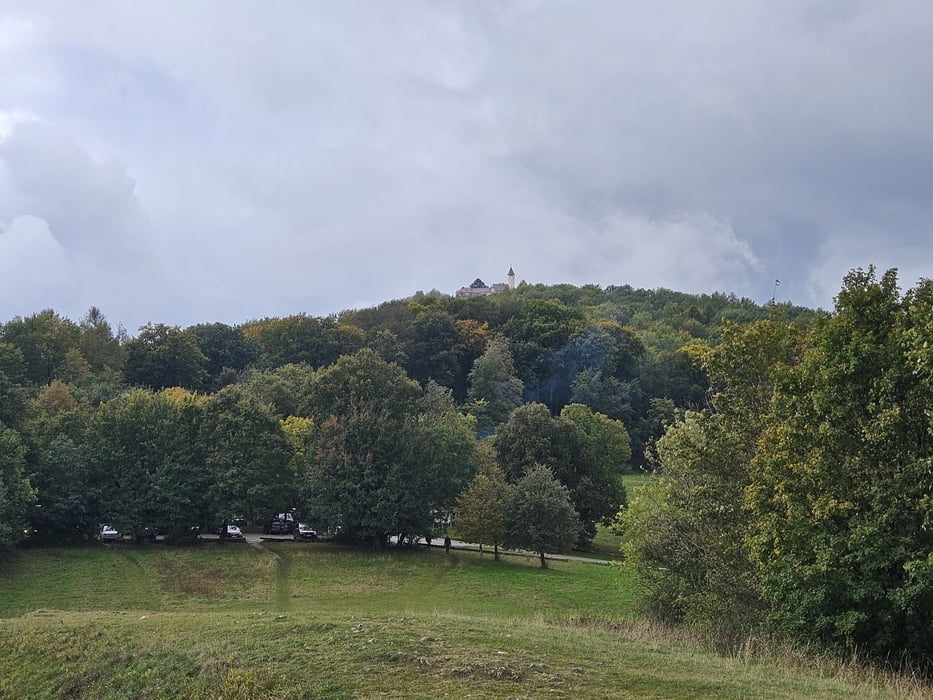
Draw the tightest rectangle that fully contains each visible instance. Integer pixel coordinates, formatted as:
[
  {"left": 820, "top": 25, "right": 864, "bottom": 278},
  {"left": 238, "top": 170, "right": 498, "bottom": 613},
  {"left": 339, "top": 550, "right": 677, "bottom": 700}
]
[{"left": 455, "top": 267, "right": 516, "bottom": 297}]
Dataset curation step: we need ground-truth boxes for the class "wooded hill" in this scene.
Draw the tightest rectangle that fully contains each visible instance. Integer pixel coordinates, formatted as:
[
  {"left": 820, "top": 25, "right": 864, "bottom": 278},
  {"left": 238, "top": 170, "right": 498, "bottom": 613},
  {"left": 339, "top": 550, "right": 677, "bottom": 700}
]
[
  {"left": 0, "top": 281, "right": 811, "bottom": 552},
  {"left": 13, "top": 273, "right": 932, "bottom": 672}
]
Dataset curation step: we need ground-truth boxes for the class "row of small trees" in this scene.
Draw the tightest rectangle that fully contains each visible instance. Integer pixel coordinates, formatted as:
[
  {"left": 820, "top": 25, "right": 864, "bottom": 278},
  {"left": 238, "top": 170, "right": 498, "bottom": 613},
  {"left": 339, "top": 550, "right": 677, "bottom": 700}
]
[
  {"left": 620, "top": 267, "right": 933, "bottom": 671},
  {"left": 456, "top": 461, "right": 581, "bottom": 568},
  {"left": 0, "top": 345, "right": 631, "bottom": 564}
]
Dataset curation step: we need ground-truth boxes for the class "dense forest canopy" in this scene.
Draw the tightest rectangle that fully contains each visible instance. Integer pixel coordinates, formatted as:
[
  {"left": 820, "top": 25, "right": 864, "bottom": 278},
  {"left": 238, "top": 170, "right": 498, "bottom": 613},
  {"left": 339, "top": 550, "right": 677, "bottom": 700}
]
[{"left": 0, "top": 282, "right": 808, "bottom": 550}]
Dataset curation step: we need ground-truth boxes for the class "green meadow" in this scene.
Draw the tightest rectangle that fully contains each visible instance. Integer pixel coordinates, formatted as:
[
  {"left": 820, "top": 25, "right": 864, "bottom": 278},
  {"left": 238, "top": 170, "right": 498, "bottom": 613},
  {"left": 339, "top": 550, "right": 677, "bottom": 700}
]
[{"left": 0, "top": 542, "right": 924, "bottom": 699}]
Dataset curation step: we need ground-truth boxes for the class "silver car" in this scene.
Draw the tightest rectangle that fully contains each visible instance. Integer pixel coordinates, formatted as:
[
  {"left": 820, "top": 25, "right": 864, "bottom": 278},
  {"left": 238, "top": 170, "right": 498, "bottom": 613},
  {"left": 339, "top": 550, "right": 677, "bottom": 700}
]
[{"left": 100, "top": 525, "right": 120, "bottom": 542}]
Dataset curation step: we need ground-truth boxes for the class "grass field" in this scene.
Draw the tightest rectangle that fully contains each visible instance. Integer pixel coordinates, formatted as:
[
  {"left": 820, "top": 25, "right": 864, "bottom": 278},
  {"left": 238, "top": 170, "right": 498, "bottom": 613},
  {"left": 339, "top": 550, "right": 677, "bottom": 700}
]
[{"left": 0, "top": 541, "right": 926, "bottom": 699}]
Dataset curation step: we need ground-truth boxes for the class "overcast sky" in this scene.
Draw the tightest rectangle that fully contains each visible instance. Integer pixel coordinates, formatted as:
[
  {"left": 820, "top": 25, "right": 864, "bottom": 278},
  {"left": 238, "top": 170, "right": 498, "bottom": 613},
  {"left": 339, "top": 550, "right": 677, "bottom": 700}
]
[{"left": 2, "top": 1, "right": 932, "bottom": 333}]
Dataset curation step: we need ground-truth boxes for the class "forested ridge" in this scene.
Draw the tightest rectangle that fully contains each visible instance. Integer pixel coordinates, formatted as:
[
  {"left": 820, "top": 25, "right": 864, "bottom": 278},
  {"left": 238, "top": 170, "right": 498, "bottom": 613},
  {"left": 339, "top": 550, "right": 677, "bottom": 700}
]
[
  {"left": 5, "top": 272, "right": 930, "bottom": 670},
  {"left": 0, "top": 281, "right": 809, "bottom": 543}
]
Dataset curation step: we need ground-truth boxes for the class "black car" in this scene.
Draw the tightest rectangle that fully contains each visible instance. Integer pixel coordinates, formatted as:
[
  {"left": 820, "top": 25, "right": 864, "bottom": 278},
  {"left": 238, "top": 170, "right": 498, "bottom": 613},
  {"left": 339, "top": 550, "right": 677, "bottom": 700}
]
[
  {"left": 267, "top": 519, "right": 289, "bottom": 534},
  {"left": 265, "top": 511, "right": 296, "bottom": 534}
]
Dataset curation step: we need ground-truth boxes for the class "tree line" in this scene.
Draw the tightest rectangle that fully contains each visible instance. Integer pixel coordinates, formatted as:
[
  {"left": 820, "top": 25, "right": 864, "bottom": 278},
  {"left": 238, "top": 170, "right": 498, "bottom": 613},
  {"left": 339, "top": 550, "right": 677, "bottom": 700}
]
[{"left": 7, "top": 281, "right": 754, "bottom": 561}]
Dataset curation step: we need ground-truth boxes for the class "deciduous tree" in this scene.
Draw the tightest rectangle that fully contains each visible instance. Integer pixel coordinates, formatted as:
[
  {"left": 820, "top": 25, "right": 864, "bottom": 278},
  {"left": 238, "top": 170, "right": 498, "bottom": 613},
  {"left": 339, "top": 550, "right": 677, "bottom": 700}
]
[
  {"left": 201, "top": 385, "right": 297, "bottom": 529},
  {"left": 506, "top": 465, "right": 581, "bottom": 568},
  {"left": 493, "top": 402, "right": 620, "bottom": 542},
  {"left": 0, "top": 426, "right": 34, "bottom": 554},
  {"left": 123, "top": 323, "right": 207, "bottom": 390},
  {"left": 467, "top": 338, "right": 523, "bottom": 433},
  {"left": 620, "top": 318, "right": 804, "bottom": 628},
  {"left": 1, "top": 309, "right": 81, "bottom": 385},
  {"left": 28, "top": 434, "right": 96, "bottom": 544},
  {"left": 189, "top": 322, "right": 259, "bottom": 391},
  {"left": 455, "top": 450, "right": 512, "bottom": 560},
  {"left": 748, "top": 267, "right": 933, "bottom": 666},
  {"left": 0, "top": 344, "right": 28, "bottom": 429},
  {"left": 306, "top": 350, "right": 477, "bottom": 545},
  {"left": 86, "top": 389, "right": 207, "bottom": 541}
]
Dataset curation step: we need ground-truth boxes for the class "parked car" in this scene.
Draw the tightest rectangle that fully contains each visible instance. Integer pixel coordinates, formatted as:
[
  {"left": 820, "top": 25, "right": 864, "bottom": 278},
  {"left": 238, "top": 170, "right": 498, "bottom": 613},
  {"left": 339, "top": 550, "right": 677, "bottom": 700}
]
[
  {"left": 144, "top": 525, "right": 167, "bottom": 542},
  {"left": 293, "top": 523, "right": 318, "bottom": 541},
  {"left": 217, "top": 524, "right": 245, "bottom": 540},
  {"left": 267, "top": 519, "right": 288, "bottom": 534},
  {"left": 265, "top": 511, "right": 295, "bottom": 534},
  {"left": 100, "top": 525, "right": 120, "bottom": 542}
]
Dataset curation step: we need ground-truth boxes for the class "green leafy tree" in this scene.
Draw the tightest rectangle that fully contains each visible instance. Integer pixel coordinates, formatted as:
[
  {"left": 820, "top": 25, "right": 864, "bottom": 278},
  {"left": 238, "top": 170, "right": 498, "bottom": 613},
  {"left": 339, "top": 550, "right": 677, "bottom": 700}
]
[
  {"left": 328, "top": 322, "right": 367, "bottom": 359},
  {"left": 404, "top": 307, "right": 460, "bottom": 389},
  {"left": 0, "top": 426, "right": 35, "bottom": 554},
  {"left": 748, "top": 267, "right": 933, "bottom": 665},
  {"left": 620, "top": 318, "right": 804, "bottom": 628},
  {"left": 413, "top": 382, "right": 479, "bottom": 528},
  {"left": 60, "top": 348, "right": 91, "bottom": 387},
  {"left": 499, "top": 299, "right": 587, "bottom": 407},
  {"left": 306, "top": 350, "right": 477, "bottom": 545},
  {"left": 123, "top": 323, "right": 207, "bottom": 390},
  {"left": 560, "top": 403, "right": 630, "bottom": 519},
  {"left": 455, "top": 450, "right": 512, "bottom": 559},
  {"left": 281, "top": 415, "right": 314, "bottom": 515},
  {"left": 466, "top": 338, "right": 524, "bottom": 433},
  {"left": 493, "top": 402, "right": 618, "bottom": 542},
  {"left": 36, "top": 380, "right": 78, "bottom": 417},
  {"left": 240, "top": 364, "right": 314, "bottom": 419},
  {"left": 201, "top": 385, "right": 297, "bottom": 529},
  {"left": 547, "top": 322, "right": 646, "bottom": 413},
  {"left": 78, "top": 307, "right": 124, "bottom": 373},
  {"left": 1, "top": 309, "right": 81, "bottom": 385},
  {"left": 189, "top": 322, "right": 260, "bottom": 391},
  {"left": 449, "top": 318, "right": 490, "bottom": 403},
  {"left": 242, "top": 314, "right": 346, "bottom": 370},
  {"left": 71, "top": 366, "right": 128, "bottom": 408},
  {"left": 306, "top": 350, "right": 422, "bottom": 544},
  {"left": 492, "top": 403, "right": 581, "bottom": 482},
  {"left": 506, "top": 465, "right": 581, "bottom": 568},
  {"left": 308, "top": 348, "right": 421, "bottom": 420},
  {"left": 87, "top": 389, "right": 207, "bottom": 541},
  {"left": 0, "top": 344, "right": 28, "bottom": 429},
  {"left": 28, "top": 434, "right": 97, "bottom": 544},
  {"left": 366, "top": 328, "right": 409, "bottom": 367}
]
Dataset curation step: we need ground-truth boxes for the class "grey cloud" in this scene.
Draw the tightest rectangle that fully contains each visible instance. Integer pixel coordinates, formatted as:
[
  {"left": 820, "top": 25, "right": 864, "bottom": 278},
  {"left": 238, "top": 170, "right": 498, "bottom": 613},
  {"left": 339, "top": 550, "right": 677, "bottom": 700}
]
[
  {"left": 0, "top": 120, "right": 157, "bottom": 261},
  {"left": 1, "top": 1, "right": 932, "bottom": 326}
]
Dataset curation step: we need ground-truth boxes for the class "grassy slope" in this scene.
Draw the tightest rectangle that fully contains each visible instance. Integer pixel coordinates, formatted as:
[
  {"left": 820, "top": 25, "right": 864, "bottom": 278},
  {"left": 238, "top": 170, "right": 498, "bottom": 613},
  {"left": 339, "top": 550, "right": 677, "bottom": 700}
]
[{"left": 0, "top": 543, "right": 921, "bottom": 699}]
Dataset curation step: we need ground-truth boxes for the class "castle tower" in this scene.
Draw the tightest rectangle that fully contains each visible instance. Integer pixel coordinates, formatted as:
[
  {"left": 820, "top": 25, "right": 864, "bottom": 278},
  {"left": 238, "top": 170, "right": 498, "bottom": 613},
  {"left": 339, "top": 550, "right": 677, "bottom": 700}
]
[{"left": 507, "top": 266, "right": 515, "bottom": 289}]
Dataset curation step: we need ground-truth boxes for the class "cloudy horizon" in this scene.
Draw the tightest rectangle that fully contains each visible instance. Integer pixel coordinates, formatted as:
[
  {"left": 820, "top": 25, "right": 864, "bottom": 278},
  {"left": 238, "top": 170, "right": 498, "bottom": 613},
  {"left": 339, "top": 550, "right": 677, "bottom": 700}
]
[{"left": 2, "top": 2, "right": 932, "bottom": 333}]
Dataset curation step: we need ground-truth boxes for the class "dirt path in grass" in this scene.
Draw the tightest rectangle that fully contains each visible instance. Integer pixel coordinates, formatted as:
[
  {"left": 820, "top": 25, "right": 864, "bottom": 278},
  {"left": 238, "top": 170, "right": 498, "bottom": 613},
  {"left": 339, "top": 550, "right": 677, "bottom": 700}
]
[
  {"left": 273, "top": 551, "right": 292, "bottom": 612},
  {"left": 246, "top": 537, "right": 292, "bottom": 612},
  {"left": 113, "top": 549, "right": 163, "bottom": 610}
]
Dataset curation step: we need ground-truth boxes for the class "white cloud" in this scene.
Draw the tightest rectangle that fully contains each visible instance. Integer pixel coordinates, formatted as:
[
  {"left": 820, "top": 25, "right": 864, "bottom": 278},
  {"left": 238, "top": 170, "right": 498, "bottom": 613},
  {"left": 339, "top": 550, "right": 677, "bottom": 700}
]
[
  {"left": 809, "top": 229, "right": 933, "bottom": 309},
  {"left": 0, "top": 109, "right": 37, "bottom": 139},
  {"left": 0, "top": 215, "right": 70, "bottom": 314},
  {"left": 510, "top": 208, "right": 762, "bottom": 298}
]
